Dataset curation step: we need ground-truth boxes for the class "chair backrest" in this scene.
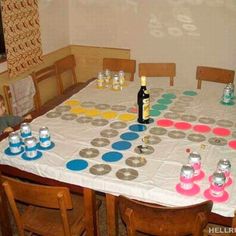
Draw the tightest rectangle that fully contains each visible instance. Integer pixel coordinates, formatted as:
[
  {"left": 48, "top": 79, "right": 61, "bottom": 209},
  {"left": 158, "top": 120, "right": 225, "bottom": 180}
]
[
  {"left": 55, "top": 55, "right": 77, "bottom": 94},
  {"left": 32, "top": 65, "right": 60, "bottom": 110},
  {"left": 103, "top": 58, "right": 136, "bottom": 81},
  {"left": 196, "top": 66, "right": 235, "bottom": 89},
  {"left": 138, "top": 63, "right": 176, "bottom": 86},
  {"left": 1, "top": 175, "right": 73, "bottom": 236},
  {"left": 3, "top": 84, "right": 38, "bottom": 115},
  {"left": 119, "top": 195, "right": 213, "bottom": 236},
  {"left": 3, "top": 85, "right": 13, "bottom": 115}
]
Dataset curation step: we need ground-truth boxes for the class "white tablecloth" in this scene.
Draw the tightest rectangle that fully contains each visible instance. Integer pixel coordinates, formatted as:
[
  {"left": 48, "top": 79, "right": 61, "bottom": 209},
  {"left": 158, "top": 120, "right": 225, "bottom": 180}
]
[{"left": 0, "top": 79, "right": 236, "bottom": 217}]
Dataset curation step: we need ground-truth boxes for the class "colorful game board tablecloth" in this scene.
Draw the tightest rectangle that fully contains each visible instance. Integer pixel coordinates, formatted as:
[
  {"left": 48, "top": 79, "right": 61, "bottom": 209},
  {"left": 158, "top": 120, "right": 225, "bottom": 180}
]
[{"left": 0, "top": 79, "right": 236, "bottom": 218}]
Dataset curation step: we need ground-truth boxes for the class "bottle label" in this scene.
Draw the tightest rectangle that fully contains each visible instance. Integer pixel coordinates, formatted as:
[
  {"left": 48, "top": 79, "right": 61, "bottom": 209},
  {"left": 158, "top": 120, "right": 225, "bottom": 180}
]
[{"left": 143, "top": 98, "right": 150, "bottom": 120}]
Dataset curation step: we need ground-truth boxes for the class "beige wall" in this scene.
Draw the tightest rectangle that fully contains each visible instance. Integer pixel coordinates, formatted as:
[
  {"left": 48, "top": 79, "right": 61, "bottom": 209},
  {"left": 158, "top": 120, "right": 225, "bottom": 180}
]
[
  {"left": 71, "top": 45, "right": 130, "bottom": 82},
  {"left": 69, "top": 0, "right": 236, "bottom": 90},
  {"left": 39, "top": 0, "right": 69, "bottom": 54},
  {"left": 1, "top": 0, "right": 236, "bottom": 92}
]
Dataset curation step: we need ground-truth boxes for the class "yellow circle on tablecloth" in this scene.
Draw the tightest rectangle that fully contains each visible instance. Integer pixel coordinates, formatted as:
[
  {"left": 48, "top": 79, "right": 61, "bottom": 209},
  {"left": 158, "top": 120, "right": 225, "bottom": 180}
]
[
  {"left": 64, "top": 100, "right": 80, "bottom": 106},
  {"left": 118, "top": 113, "right": 137, "bottom": 122},
  {"left": 101, "top": 111, "right": 118, "bottom": 120},
  {"left": 84, "top": 109, "right": 101, "bottom": 117},
  {"left": 70, "top": 107, "right": 86, "bottom": 114}
]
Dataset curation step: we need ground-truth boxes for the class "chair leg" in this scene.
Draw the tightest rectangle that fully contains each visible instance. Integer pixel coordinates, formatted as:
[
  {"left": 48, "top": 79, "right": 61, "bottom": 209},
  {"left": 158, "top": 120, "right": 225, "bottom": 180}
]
[
  {"left": 197, "top": 80, "right": 201, "bottom": 89},
  {"left": 96, "top": 208, "right": 100, "bottom": 236}
]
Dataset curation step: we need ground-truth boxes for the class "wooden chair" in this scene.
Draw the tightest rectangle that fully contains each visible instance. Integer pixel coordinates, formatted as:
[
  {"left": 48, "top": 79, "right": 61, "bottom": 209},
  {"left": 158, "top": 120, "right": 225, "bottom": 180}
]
[
  {"left": 3, "top": 84, "right": 38, "bottom": 115},
  {"left": 1, "top": 175, "right": 101, "bottom": 236},
  {"left": 32, "top": 65, "right": 61, "bottom": 111},
  {"left": 119, "top": 195, "right": 213, "bottom": 236},
  {"left": 196, "top": 66, "right": 235, "bottom": 89},
  {"left": 103, "top": 58, "right": 136, "bottom": 81},
  {"left": 55, "top": 55, "right": 78, "bottom": 94},
  {"left": 138, "top": 63, "right": 176, "bottom": 86}
]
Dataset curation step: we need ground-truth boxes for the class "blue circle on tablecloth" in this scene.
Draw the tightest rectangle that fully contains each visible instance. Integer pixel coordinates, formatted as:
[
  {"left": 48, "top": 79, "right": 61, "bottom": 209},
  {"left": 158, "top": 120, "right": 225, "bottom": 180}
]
[
  {"left": 162, "top": 93, "right": 176, "bottom": 99},
  {"left": 157, "top": 99, "right": 172, "bottom": 105},
  {"left": 21, "top": 151, "right": 42, "bottom": 161},
  {"left": 152, "top": 104, "right": 168, "bottom": 110},
  {"left": 183, "top": 90, "right": 197, "bottom": 96},
  {"left": 120, "top": 132, "right": 139, "bottom": 141},
  {"left": 66, "top": 159, "right": 88, "bottom": 171},
  {"left": 4, "top": 147, "right": 24, "bottom": 156},
  {"left": 112, "top": 141, "right": 132, "bottom": 150},
  {"left": 37, "top": 142, "right": 55, "bottom": 151},
  {"left": 102, "top": 152, "right": 123, "bottom": 162},
  {"left": 129, "top": 124, "right": 147, "bottom": 132}
]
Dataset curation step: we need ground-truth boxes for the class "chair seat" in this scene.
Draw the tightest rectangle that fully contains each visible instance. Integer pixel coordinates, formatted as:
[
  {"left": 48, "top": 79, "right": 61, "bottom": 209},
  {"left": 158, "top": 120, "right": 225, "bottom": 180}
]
[{"left": 22, "top": 194, "right": 101, "bottom": 236}]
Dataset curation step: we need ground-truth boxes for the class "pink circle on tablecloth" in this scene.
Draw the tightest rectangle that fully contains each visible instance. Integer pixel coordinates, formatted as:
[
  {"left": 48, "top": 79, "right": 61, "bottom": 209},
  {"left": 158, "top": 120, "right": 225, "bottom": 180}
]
[
  {"left": 193, "top": 125, "right": 211, "bottom": 133},
  {"left": 204, "top": 189, "right": 229, "bottom": 203},
  {"left": 156, "top": 119, "right": 174, "bottom": 127},
  {"left": 228, "top": 140, "right": 236, "bottom": 150},
  {"left": 193, "top": 170, "right": 205, "bottom": 181},
  {"left": 208, "top": 175, "right": 233, "bottom": 187},
  {"left": 175, "top": 183, "right": 200, "bottom": 196},
  {"left": 213, "top": 127, "right": 231, "bottom": 136},
  {"left": 174, "top": 122, "right": 192, "bottom": 130}
]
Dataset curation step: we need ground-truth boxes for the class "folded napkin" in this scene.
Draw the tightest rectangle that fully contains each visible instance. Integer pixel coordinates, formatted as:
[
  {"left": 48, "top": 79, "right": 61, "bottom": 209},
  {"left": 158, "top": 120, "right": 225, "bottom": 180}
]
[{"left": 9, "top": 75, "right": 36, "bottom": 116}]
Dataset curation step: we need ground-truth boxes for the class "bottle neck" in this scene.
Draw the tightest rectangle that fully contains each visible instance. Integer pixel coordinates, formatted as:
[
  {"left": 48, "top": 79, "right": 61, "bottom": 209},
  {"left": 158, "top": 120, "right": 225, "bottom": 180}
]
[{"left": 140, "top": 76, "right": 147, "bottom": 87}]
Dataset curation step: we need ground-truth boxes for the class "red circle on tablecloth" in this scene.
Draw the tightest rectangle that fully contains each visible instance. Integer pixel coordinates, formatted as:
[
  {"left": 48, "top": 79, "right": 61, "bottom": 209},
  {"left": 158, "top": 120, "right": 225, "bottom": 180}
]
[
  {"left": 193, "top": 170, "right": 205, "bottom": 181},
  {"left": 174, "top": 122, "right": 192, "bottom": 130},
  {"left": 193, "top": 124, "right": 211, "bottom": 133},
  {"left": 130, "top": 107, "right": 137, "bottom": 113},
  {"left": 228, "top": 140, "right": 236, "bottom": 150},
  {"left": 176, "top": 183, "right": 200, "bottom": 196},
  {"left": 204, "top": 189, "right": 229, "bottom": 203},
  {"left": 156, "top": 119, "right": 174, "bottom": 127},
  {"left": 213, "top": 127, "right": 231, "bottom": 136}
]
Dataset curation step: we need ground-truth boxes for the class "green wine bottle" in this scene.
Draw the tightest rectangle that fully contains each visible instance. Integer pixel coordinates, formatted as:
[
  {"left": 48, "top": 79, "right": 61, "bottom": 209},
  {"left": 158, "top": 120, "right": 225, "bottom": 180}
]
[{"left": 137, "top": 76, "right": 150, "bottom": 123}]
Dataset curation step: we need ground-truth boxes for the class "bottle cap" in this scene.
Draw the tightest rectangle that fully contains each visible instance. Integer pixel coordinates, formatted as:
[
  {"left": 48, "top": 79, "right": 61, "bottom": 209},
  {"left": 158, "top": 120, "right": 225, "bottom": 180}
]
[{"left": 141, "top": 76, "right": 146, "bottom": 86}]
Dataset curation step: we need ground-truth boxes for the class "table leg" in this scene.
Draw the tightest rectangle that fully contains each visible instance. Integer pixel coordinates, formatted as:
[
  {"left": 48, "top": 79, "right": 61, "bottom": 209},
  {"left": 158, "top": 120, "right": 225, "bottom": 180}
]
[
  {"left": 0, "top": 180, "right": 12, "bottom": 236},
  {"left": 106, "top": 194, "right": 118, "bottom": 236},
  {"left": 83, "top": 187, "right": 97, "bottom": 236}
]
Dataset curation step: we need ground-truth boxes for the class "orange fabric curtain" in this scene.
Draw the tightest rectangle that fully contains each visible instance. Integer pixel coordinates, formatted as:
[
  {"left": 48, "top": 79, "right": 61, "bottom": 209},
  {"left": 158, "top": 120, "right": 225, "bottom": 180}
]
[{"left": 1, "top": 0, "right": 43, "bottom": 77}]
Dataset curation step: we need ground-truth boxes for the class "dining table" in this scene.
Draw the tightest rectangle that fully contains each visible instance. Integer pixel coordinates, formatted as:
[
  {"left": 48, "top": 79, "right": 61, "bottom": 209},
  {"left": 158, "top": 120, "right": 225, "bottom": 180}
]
[{"left": 0, "top": 77, "right": 236, "bottom": 236}]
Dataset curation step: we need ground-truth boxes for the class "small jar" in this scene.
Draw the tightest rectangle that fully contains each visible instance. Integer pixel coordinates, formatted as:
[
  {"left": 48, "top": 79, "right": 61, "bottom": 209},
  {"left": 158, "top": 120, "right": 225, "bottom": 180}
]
[
  {"left": 104, "top": 69, "right": 111, "bottom": 87},
  {"left": 118, "top": 70, "right": 125, "bottom": 86},
  {"left": 39, "top": 127, "right": 51, "bottom": 148},
  {"left": 20, "top": 122, "right": 32, "bottom": 139},
  {"left": 180, "top": 164, "right": 194, "bottom": 190},
  {"left": 97, "top": 72, "right": 104, "bottom": 88},
  {"left": 8, "top": 132, "right": 21, "bottom": 154},
  {"left": 188, "top": 152, "right": 201, "bottom": 176},
  {"left": 217, "top": 159, "right": 231, "bottom": 183},
  {"left": 227, "top": 83, "right": 234, "bottom": 99},
  {"left": 24, "top": 136, "right": 38, "bottom": 158},
  {"left": 209, "top": 171, "right": 226, "bottom": 197},
  {"left": 222, "top": 86, "right": 231, "bottom": 104},
  {"left": 112, "top": 74, "right": 120, "bottom": 90}
]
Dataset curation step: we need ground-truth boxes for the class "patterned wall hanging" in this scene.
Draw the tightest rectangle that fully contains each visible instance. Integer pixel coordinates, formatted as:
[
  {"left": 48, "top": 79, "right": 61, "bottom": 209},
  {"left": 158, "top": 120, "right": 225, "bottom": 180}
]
[{"left": 1, "top": 0, "right": 43, "bottom": 77}]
